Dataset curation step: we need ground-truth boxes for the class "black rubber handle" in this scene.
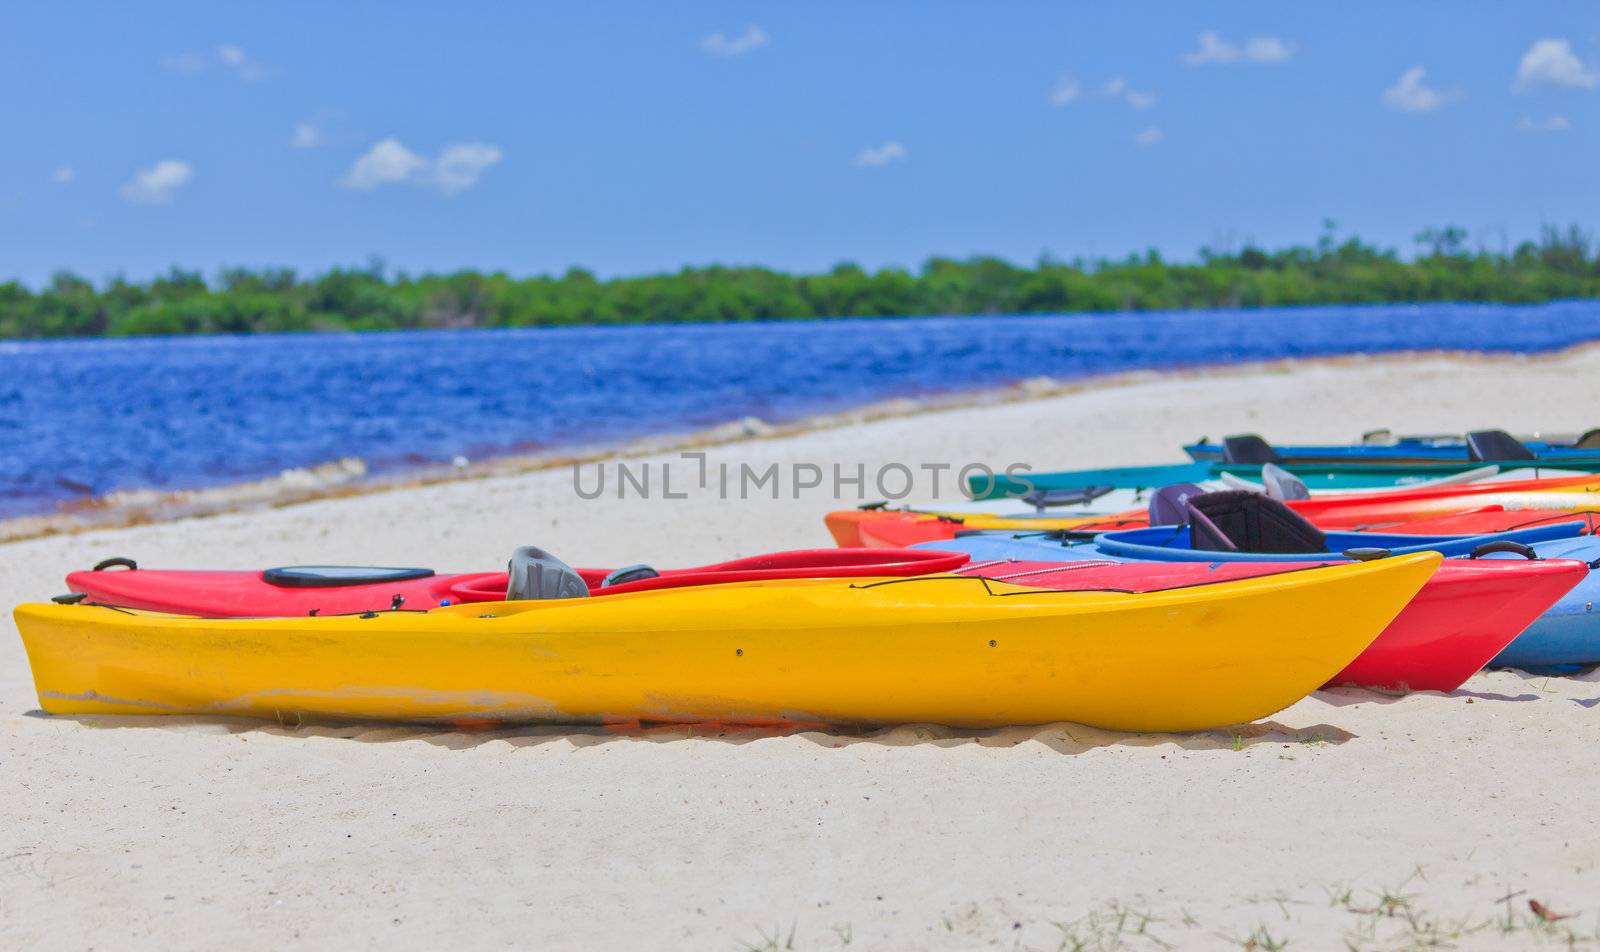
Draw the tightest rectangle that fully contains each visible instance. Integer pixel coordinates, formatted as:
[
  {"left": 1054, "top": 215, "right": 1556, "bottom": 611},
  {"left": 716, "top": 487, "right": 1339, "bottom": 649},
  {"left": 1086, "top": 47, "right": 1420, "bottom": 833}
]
[
  {"left": 51, "top": 592, "right": 87, "bottom": 604},
  {"left": 92, "top": 557, "right": 138, "bottom": 572},
  {"left": 1340, "top": 547, "right": 1393, "bottom": 562},
  {"left": 1470, "top": 540, "right": 1539, "bottom": 560},
  {"left": 1042, "top": 529, "right": 1102, "bottom": 543}
]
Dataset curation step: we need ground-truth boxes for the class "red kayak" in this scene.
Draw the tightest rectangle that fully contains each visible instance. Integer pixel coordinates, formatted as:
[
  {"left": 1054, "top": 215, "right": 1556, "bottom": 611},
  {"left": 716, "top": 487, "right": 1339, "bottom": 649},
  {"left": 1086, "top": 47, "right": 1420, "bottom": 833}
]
[
  {"left": 1335, "top": 508, "right": 1600, "bottom": 535},
  {"left": 65, "top": 549, "right": 970, "bottom": 617},
  {"left": 952, "top": 557, "right": 1587, "bottom": 692}
]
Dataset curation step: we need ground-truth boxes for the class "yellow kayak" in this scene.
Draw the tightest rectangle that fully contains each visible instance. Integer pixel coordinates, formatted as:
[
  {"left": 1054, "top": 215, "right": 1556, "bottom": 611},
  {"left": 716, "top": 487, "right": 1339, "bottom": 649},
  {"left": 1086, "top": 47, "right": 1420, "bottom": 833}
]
[{"left": 13, "top": 553, "right": 1438, "bottom": 732}]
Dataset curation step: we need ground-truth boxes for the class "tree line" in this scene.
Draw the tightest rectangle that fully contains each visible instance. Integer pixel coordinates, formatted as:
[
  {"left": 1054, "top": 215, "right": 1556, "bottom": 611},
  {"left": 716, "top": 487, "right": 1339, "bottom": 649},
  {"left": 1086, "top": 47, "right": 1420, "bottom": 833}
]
[{"left": 3, "top": 223, "right": 1597, "bottom": 338}]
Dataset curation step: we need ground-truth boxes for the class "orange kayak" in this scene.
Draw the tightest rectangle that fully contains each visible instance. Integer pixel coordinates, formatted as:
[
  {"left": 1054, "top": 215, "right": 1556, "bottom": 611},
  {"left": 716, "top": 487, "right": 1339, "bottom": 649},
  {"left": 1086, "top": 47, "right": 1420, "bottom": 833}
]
[{"left": 828, "top": 473, "right": 1600, "bottom": 548}]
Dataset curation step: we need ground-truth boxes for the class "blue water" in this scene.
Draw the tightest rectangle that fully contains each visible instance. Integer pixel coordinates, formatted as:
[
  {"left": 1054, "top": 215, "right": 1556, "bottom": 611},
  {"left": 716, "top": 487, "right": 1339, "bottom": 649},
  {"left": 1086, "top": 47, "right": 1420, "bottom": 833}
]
[{"left": 3, "top": 300, "right": 1600, "bottom": 520}]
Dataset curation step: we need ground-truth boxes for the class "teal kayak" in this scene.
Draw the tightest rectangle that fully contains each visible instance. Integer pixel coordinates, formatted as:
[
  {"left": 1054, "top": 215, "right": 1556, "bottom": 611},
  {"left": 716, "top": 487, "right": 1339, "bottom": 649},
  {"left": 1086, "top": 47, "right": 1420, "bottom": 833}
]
[
  {"left": 1184, "top": 429, "right": 1600, "bottom": 466},
  {"left": 972, "top": 429, "right": 1600, "bottom": 499},
  {"left": 973, "top": 459, "right": 1599, "bottom": 499}
]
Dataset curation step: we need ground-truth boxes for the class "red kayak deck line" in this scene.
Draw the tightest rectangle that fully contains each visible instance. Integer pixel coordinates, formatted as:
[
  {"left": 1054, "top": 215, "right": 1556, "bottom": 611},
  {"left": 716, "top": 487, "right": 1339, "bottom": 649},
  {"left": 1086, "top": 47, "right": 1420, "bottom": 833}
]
[
  {"left": 952, "top": 558, "right": 1587, "bottom": 693},
  {"left": 64, "top": 549, "right": 971, "bottom": 616}
]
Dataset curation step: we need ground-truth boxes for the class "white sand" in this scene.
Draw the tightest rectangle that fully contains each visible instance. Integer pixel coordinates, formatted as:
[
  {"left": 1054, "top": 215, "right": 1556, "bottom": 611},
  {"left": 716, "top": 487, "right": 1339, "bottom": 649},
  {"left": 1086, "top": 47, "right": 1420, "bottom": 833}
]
[{"left": 4, "top": 349, "right": 1600, "bottom": 949}]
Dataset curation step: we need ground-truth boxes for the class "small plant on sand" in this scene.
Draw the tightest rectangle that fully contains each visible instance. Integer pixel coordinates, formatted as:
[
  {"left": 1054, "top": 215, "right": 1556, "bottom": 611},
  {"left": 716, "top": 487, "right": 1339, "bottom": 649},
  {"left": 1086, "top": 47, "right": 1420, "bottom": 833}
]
[
  {"left": 738, "top": 921, "right": 797, "bottom": 952},
  {"left": 1230, "top": 924, "right": 1288, "bottom": 950},
  {"left": 1244, "top": 890, "right": 1305, "bottom": 920},
  {"left": 1341, "top": 871, "right": 1420, "bottom": 919},
  {"left": 1052, "top": 901, "right": 1176, "bottom": 951}
]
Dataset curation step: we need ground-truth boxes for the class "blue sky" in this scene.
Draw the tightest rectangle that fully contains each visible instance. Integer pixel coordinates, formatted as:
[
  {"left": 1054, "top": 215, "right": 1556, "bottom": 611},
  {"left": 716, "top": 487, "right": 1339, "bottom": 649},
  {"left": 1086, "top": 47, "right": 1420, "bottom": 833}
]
[{"left": 2, "top": 2, "right": 1597, "bottom": 286}]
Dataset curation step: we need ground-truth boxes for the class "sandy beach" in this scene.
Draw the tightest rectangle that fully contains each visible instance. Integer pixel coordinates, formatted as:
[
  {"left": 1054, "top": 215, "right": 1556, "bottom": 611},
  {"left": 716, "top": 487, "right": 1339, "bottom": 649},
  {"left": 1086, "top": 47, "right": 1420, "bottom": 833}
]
[{"left": 5, "top": 349, "right": 1600, "bottom": 950}]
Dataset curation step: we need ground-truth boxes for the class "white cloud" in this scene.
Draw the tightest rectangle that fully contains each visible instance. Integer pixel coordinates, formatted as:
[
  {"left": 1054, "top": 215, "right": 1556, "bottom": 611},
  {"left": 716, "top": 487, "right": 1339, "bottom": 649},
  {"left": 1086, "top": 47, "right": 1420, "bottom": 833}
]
[
  {"left": 1125, "top": 90, "right": 1157, "bottom": 109},
  {"left": 290, "top": 121, "right": 322, "bottom": 149},
  {"left": 433, "top": 143, "right": 504, "bottom": 194},
  {"left": 224, "top": 47, "right": 268, "bottom": 82},
  {"left": 342, "top": 139, "right": 430, "bottom": 189},
  {"left": 1183, "top": 31, "right": 1296, "bottom": 65},
  {"left": 1052, "top": 75, "right": 1154, "bottom": 109},
  {"left": 341, "top": 138, "right": 503, "bottom": 193},
  {"left": 855, "top": 141, "right": 908, "bottom": 167},
  {"left": 162, "top": 51, "right": 209, "bottom": 75},
  {"left": 701, "top": 25, "right": 768, "bottom": 57},
  {"left": 1382, "top": 66, "right": 1453, "bottom": 113},
  {"left": 1134, "top": 126, "right": 1164, "bottom": 147},
  {"left": 1049, "top": 76, "right": 1081, "bottom": 106},
  {"left": 1185, "top": 32, "right": 1237, "bottom": 65},
  {"left": 164, "top": 43, "right": 267, "bottom": 81},
  {"left": 120, "top": 159, "right": 193, "bottom": 205},
  {"left": 1514, "top": 38, "right": 1599, "bottom": 91},
  {"left": 1518, "top": 114, "right": 1572, "bottom": 133},
  {"left": 50, "top": 166, "right": 74, "bottom": 185},
  {"left": 1243, "top": 36, "right": 1295, "bottom": 64}
]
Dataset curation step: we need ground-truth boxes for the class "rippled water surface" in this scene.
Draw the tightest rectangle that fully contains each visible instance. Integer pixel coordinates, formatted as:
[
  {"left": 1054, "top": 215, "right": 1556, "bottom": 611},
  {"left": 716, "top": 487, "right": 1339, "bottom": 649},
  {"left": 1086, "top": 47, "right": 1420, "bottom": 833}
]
[{"left": 3, "top": 301, "right": 1598, "bottom": 518}]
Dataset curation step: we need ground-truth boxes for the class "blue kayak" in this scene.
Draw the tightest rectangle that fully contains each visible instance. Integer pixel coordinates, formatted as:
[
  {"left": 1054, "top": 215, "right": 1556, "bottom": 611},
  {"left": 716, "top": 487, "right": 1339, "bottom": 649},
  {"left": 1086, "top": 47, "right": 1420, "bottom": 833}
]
[{"left": 1477, "top": 535, "right": 1600, "bottom": 670}]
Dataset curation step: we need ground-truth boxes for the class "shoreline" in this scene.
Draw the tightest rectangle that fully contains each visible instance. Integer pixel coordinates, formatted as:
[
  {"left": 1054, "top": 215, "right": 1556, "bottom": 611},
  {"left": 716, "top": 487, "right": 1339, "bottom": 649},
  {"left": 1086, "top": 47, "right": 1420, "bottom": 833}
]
[{"left": 5, "top": 341, "right": 1598, "bottom": 545}]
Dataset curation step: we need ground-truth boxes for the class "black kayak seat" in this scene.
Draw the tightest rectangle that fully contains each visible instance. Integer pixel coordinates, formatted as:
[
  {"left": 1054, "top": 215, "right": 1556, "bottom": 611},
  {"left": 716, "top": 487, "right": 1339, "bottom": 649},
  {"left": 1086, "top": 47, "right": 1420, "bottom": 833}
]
[
  {"left": 1186, "top": 490, "right": 1328, "bottom": 554},
  {"left": 1573, "top": 428, "right": 1600, "bottom": 450},
  {"left": 1147, "top": 483, "right": 1206, "bottom": 526},
  {"left": 1465, "top": 430, "right": 1536, "bottom": 462},
  {"left": 1221, "top": 434, "right": 1283, "bottom": 465}
]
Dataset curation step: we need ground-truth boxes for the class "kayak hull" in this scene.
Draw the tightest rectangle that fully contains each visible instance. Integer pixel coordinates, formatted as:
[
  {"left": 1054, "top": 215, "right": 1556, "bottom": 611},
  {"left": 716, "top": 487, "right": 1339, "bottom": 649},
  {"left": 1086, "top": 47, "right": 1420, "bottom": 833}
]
[{"left": 14, "top": 556, "right": 1438, "bottom": 732}]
